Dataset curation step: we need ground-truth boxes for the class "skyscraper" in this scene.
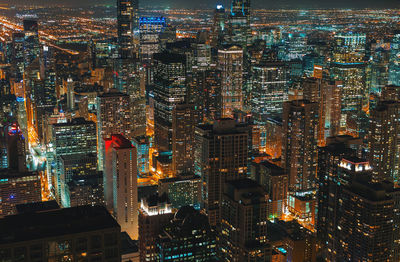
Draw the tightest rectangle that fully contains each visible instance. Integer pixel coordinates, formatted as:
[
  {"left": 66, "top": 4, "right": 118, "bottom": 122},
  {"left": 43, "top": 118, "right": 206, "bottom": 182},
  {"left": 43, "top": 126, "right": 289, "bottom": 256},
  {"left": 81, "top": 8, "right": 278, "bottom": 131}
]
[
  {"left": 117, "top": 0, "right": 139, "bottom": 59},
  {"left": 153, "top": 52, "right": 187, "bottom": 152},
  {"left": 195, "top": 119, "right": 249, "bottom": 226},
  {"left": 228, "top": 0, "right": 251, "bottom": 47},
  {"left": 219, "top": 178, "right": 271, "bottom": 261},
  {"left": 210, "top": 4, "right": 226, "bottom": 47},
  {"left": 369, "top": 101, "right": 400, "bottom": 183},
  {"left": 104, "top": 134, "right": 138, "bottom": 240},
  {"left": 218, "top": 45, "right": 243, "bottom": 117},
  {"left": 139, "top": 16, "right": 166, "bottom": 65},
  {"left": 96, "top": 90, "right": 131, "bottom": 170},
  {"left": 172, "top": 103, "right": 198, "bottom": 175},
  {"left": 282, "top": 100, "right": 319, "bottom": 192},
  {"left": 23, "top": 18, "right": 40, "bottom": 68},
  {"left": 156, "top": 206, "right": 217, "bottom": 261}
]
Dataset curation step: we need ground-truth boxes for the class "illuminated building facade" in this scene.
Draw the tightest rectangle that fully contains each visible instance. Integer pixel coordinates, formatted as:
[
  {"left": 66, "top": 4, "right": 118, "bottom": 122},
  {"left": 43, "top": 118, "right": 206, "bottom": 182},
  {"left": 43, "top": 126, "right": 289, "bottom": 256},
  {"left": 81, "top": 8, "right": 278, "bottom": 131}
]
[
  {"left": 139, "top": 17, "right": 166, "bottom": 65},
  {"left": 219, "top": 179, "right": 271, "bottom": 262},
  {"left": 158, "top": 174, "right": 202, "bottom": 210},
  {"left": 210, "top": 4, "right": 226, "bottom": 47},
  {"left": 23, "top": 18, "right": 40, "bottom": 69},
  {"left": 389, "top": 32, "right": 400, "bottom": 86},
  {"left": 172, "top": 104, "right": 198, "bottom": 175},
  {"left": 195, "top": 119, "right": 249, "bottom": 226},
  {"left": 51, "top": 118, "right": 97, "bottom": 204},
  {"left": 218, "top": 45, "right": 243, "bottom": 117},
  {"left": 153, "top": 52, "right": 187, "bottom": 152},
  {"left": 117, "top": 0, "right": 139, "bottom": 59},
  {"left": 369, "top": 101, "right": 400, "bottom": 183},
  {"left": 139, "top": 193, "right": 174, "bottom": 262},
  {"left": 156, "top": 206, "right": 217, "bottom": 261},
  {"left": 282, "top": 100, "right": 318, "bottom": 192},
  {"left": 0, "top": 170, "right": 41, "bottom": 218},
  {"left": 228, "top": 0, "right": 251, "bottom": 47},
  {"left": 132, "top": 135, "right": 150, "bottom": 176},
  {"left": 251, "top": 161, "right": 288, "bottom": 220},
  {"left": 11, "top": 32, "right": 24, "bottom": 82},
  {"left": 103, "top": 134, "right": 138, "bottom": 240},
  {"left": 96, "top": 90, "right": 131, "bottom": 170},
  {"left": 251, "top": 61, "right": 288, "bottom": 117}
]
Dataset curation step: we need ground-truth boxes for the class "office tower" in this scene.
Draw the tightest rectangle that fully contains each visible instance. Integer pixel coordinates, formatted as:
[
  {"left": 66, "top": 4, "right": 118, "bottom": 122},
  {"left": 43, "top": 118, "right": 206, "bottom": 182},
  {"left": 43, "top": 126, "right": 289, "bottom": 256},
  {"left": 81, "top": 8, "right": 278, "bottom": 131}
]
[
  {"left": 195, "top": 119, "right": 249, "bottom": 226},
  {"left": 132, "top": 135, "right": 149, "bottom": 176},
  {"left": 331, "top": 33, "right": 367, "bottom": 135},
  {"left": 268, "top": 220, "right": 317, "bottom": 262},
  {"left": 103, "top": 134, "right": 138, "bottom": 239},
  {"left": 189, "top": 68, "right": 222, "bottom": 123},
  {"left": 139, "top": 193, "right": 174, "bottom": 262},
  {"left": 23, "top": 18, "right": 40, "bottom": 68},
  {"left": 66, "top": 77, "right": 75, "bottom": 111},
  {"left": 369, "top": 101, "right": 400, "bottom": 183},
  {"left": 59, "top": 153, "right": 102, "bottom": 207},
  {"left": 0, "top": 169, "right": 41, "bottom": 218},
  {"left": 210, "top": 4, "right": 226, "bottom": 47},
  {"left": 302, "top": 77, "right": 342, "bottom": 145},
  {"left": 158, "top": 174, "right": 202, "bottom": 210},
  {"left": 4, "top": 123, "right": 26, "bottom": 172},
  {"left": 316, "top": 140, "right": 357, "bottom": 257},
  {"left": 66, "top": 173, "right": 104, "bottom": 207},
  {"left": 251, "top": 161, "right": 288, "bottom": 220},
  {"left": 96, "top": 90, "right": 131, "bottom": 170},
  {"left": 11, "top": 32, "right": 24, "bottom": 82},
  {"left": 336, "top": 176, "right": 394, "bottom": 262},
  {"left": 228, "top": 0, "right": 251, "bottom": 47},
  {"left": 389, "top": 31, "right": 400, "bottom": 86},
  {"left": 117, "top": 0, "right": 139, "bottom": 59},
  {"left": 139, "top": 16, "right": 167, "bottom": 65},
  {"left": 282, "top": 100, "right": 318, "bottom": 192},
  {"left": 156, "top": 206, "right": 217, "bottom": 261},
  {"left": 153, "top": 52, "right": 187, "bottom": 152},
  {"left": 369, "top": 42, "right": 390, "bottom": 94},
  {"left": 50, "top": 118, "right": 97, "bottom": 204},
  {"left": 172, "top": 104, "right": 198, "bottom": 175},
  {"left": 0, "top": 205, "right": 121, "bottom": 261},
  {"left": 251, "top": 60, "right": 288, "bottom": 117},
  {"left": 218, "top": 45, "right": 243, "bottom": 117},
  {"left": 219, "top": 179, "right": 271, "bottom": 261}
]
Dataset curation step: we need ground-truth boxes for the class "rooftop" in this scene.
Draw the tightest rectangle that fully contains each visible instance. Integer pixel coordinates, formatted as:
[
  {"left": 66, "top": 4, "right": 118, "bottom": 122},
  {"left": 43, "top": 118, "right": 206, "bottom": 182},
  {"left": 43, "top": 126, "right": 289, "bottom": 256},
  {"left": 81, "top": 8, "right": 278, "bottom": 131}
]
[{"left": 0, "top": 205, "right": 119, "bottom": 245}]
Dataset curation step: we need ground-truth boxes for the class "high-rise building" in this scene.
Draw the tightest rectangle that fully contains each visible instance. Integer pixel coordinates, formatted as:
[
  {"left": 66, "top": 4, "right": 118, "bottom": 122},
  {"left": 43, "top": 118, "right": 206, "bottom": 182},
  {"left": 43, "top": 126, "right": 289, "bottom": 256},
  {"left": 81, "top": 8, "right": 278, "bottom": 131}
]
[
  {"left": 104, "top": 134, "right": 138, "bottom": 240},
  {"left": 50, "top": 118, "right": 97, "bottom": 204},
  {"left": 23, "top": 18, "right": 40, "bottom": 68},
  {"left": 139, "top": 16, "right": 166, "bottom": 65},
  {"left": 389, "top": 32, "right": 400, "bottom": 86},
  {"left": 282, "top": 100, "right": 319, "bottom": 192},
  {"left": 158, "top": 174, "right": 202, "bottom": 210},
  {"left": 132, "top": 135, "right": 150, "bottom": 177},
  {"left": 251, "top": 61, "right": 288, "bottom": 117},
  {"left": 139, "top": 193, "right": 174, "bottom": 262},
  {"left": 117, "top": 0, "right": 139, "bottom": 59},
  {"left": 189, "top": 68, "right": 222, "bottom": 123},
  {"left": 228, "top": 0, "right": 251, "bottom": 47},
  {"left": 153, "top": 52, "right": 187, "bottom": 152},
  {"left": 156, "top": 206, "right": 217, "bottom": 261},
  {"left": 96, "top": 90, "right": 131, "bottom": 170},
  {"left": 369, "top": 101, "right": 400, "bottom": 184},
  {"left": 251, "top": 161, "right": 288, "bottom": 220},
  {"left": 218, "top": 45, "right": 243, "bottom": 117},
  {"left": 316, "top": 141, "right": 357, "bottom": 258},
  {"left": 336, "top": 175, "right": 394, "bottom": 262},
  {"left": 195, "top": 119, "right": 249, "bottom": 226},
  {"left": 0, "top": 205, "right": 122, "bottom": 261},
  {"left": 0, "top": 170, "right": 41, "bottom": 218},
  {"left": 11, "top": 32, "right": 24, "bottom": 82},
  {"left": 172, "top": 104, "right": 198, "bottom": 175},
  {"left": 219, "top": 179, "right": 271, "bottom": 261},
  {"left": 210, "top": 4, "right": 226, "bottom": 47}
]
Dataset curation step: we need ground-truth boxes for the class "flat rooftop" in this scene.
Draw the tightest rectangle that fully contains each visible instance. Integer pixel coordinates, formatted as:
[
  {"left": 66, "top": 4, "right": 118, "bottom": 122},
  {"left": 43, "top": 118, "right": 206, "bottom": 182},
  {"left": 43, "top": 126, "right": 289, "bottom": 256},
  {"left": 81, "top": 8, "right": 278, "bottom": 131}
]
[{"left": 0, "top": 205, "right": 119, "bottom": 245}]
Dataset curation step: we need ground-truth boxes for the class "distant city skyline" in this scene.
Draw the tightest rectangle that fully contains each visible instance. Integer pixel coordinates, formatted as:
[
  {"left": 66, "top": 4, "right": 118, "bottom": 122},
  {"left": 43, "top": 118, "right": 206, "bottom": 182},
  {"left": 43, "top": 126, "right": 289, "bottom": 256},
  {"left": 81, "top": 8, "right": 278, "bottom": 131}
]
[{"left": 1, "top": 0, "right": 400, "bottom": 8}]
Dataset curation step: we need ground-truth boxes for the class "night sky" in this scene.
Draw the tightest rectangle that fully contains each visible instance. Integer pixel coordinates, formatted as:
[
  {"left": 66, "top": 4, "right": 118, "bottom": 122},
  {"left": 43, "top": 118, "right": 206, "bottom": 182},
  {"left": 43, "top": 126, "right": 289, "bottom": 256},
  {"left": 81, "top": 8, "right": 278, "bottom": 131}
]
[{"left": 3, "top": 0, "right": 400, "bottom": 8}]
